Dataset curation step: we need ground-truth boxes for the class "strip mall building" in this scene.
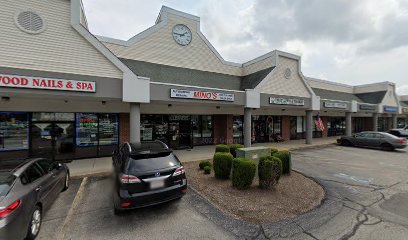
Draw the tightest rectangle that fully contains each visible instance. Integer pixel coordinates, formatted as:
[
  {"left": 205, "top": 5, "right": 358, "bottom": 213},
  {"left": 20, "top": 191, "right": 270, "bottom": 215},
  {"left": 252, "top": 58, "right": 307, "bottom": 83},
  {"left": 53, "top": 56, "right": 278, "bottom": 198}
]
[{"left": 1, "top": 0, "right": 407, "bottom": 161}]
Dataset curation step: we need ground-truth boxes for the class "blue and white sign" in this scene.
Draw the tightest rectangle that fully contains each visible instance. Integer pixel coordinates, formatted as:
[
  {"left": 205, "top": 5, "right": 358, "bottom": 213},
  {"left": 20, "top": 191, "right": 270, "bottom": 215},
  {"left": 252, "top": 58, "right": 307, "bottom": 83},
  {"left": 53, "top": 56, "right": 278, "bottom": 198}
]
[{"left": 383, "top": 106, "right": 398, "bottom": 113}]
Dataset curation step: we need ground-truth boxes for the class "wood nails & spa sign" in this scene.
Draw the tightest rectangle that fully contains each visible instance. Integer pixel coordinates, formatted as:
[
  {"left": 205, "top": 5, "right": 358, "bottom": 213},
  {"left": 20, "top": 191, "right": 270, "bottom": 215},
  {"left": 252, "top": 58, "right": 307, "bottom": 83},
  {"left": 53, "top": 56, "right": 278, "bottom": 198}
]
[{"left": 0, "top": 74, "right": 96, "bottom": 92}]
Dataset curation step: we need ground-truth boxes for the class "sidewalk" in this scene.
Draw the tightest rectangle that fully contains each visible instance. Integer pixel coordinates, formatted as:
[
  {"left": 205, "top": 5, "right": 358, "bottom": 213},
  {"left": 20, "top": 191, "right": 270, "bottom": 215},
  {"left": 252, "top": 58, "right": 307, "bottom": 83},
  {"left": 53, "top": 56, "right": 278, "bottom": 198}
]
[{"left": 67, "top": 137, "right": 338, "bottom": 177}]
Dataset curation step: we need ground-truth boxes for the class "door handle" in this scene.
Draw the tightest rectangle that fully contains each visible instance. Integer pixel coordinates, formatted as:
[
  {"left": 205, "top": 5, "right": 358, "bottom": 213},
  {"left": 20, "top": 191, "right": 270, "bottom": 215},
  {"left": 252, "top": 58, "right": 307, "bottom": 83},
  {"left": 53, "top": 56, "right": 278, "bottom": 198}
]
[{"left": 35, "top": 187, "right": 41, "bottom": 192}]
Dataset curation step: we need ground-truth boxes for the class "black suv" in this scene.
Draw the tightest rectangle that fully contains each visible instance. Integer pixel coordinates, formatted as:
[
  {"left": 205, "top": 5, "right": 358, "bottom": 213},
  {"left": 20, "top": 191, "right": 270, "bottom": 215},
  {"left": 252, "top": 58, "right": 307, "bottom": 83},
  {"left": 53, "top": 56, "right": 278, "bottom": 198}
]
[{"left": 112, "top": 141, "right": 187, "bottom": 213}]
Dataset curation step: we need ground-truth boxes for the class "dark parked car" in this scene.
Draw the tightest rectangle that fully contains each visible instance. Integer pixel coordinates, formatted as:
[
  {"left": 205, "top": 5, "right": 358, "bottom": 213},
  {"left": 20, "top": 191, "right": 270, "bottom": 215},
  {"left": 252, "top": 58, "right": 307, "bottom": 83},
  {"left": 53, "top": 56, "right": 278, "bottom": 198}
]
[
  {"left": 0, "top": 158, "right": 70, "bottom": 240},
  {"left": 339, "top": 131, "right": 407, "bottom": 151},
  {"left": 112, "top": 141, "right": 187, "bottom": 214},
  {"left": 387, "top": 129, "right": 408, "bottom": 138}
]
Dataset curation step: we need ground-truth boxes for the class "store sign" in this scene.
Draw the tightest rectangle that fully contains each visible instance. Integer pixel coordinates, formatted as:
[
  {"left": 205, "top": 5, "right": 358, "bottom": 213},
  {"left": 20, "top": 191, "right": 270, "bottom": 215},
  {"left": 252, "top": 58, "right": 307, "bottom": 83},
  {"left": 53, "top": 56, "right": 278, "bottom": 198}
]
[
  {"left": 359, "top": 104, "right": 376, "bottom": 111},
  {"left": 383, "top": 106, "right": 398, "bottom": 113},
  {"left": 0, "top": 74, "right": 96, "bottom": 92},
  {"left": 269, "top": 97, "right": 305, "bottom": 106},
  {"left": 402, "top": 108, "right": 408, "bottom": 114},
  {"left": 170, "top": 89, "right": 234, "bottom": 102},
  {"left": 323, "top": 101, "right": 347, "bottom": 109}
]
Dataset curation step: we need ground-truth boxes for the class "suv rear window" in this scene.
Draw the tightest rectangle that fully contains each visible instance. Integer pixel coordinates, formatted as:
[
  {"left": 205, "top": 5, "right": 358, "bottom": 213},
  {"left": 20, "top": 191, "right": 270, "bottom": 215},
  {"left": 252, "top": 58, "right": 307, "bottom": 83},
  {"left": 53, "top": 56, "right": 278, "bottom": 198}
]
[
  {"left": 127, "top": 151, "right": 179, "bottom": 173},
  {"left": 0, "top": 172, "right": 16, "bottom": 197}
]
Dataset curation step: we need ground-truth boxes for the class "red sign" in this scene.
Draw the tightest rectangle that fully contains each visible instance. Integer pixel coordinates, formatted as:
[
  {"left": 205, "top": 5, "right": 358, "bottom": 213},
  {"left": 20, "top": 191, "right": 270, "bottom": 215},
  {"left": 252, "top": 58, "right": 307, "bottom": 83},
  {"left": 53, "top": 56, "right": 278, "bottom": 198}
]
[
  {"left": 170, "top": 89, "right": 234, "bottom": 102},
  {"left": 0, "top": 74, "right": 96, "bottom": 92}
]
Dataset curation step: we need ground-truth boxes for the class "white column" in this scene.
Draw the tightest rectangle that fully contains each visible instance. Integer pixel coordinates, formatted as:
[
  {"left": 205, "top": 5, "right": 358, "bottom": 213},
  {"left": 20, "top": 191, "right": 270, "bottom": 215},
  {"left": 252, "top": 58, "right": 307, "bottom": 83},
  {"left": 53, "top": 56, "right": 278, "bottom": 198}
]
[
  {"left": 373, "top": 113, "right": 378, "bottom": 131},
  {"left": 130, "top": 103, "right": 141, "bottom": 143},
  {"left": 346, "top": 112, "right": 352, "bottom": 136},
  {"left": 244, "top": 108, "right": 252, "bottom": 147},
  {"left": 392, "top": 114, "right": 398, "bottom": 129}
]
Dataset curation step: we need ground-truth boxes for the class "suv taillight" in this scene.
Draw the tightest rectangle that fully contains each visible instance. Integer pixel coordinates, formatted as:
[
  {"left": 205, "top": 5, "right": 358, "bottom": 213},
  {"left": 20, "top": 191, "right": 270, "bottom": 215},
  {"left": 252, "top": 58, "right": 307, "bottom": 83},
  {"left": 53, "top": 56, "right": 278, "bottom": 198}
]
[
  {"left": 172, "top": 166, "right": 185, "bottom": 177},
  {"left": 119, "top": 174, "right": 141, "bottom": 184},
  {"left": 0, "top": 199, "right": 21, "bottom": 219}
]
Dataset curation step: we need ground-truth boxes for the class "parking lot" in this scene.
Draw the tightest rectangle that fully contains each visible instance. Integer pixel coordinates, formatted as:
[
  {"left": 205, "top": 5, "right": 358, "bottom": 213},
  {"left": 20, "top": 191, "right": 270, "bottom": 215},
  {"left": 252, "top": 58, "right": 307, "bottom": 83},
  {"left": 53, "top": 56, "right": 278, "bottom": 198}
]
[{"left": 37, "top": 145, "right": 408, "bottom": 240}]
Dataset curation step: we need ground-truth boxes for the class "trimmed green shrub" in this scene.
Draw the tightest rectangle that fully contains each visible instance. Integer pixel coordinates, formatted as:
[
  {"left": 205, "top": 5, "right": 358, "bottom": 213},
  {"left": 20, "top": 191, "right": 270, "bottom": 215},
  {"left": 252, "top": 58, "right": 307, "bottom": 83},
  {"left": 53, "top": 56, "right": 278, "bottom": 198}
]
[
  {"left": 213, "top": 152, "right": 233, "bottom": 179},
  {"left": 215, "top": 144, "right": 230, "bottom": 153},
  {"left": 231, "top": 158, "right": 256, "bottom": 190},
  {"left": 229, "top": 144, "right": 244, "bottom": 158},
  {"left": 258, "top": 156, "right": 282, "bottom": 189},
  {"left": 203, "top": 166, "right": 211, "bottom": 174},
  {"left": 199, "top": 160, "right": 212, "bottom": 170},
  {"left": 269, "top": 147, "right": 279, "bottom": 155},
  {"left": 272, "top": 150, "right": 291, "bottom": 175}
]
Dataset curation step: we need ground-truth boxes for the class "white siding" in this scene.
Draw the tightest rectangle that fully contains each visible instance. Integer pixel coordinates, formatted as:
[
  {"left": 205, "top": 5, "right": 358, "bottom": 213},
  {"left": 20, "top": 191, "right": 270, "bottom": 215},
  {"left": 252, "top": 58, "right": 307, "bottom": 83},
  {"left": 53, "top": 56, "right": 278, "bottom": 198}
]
[
  {"left": 102, "top": 13, "right": 243, "bottom": 76},
  {"left": 382, "top": 86, "right": 399, "bottom": 106},
  {"left": 0, "top": 0, "right": 122, "bottom": 79},
  {"left": 255, "top": 56, "right": 311, "bottom": 98},
  {"left": 243, "top": 56, "right": 276, "bottom": 76},
  {"left": 353, "top": 83, "right": 388, "bottom": 93}
]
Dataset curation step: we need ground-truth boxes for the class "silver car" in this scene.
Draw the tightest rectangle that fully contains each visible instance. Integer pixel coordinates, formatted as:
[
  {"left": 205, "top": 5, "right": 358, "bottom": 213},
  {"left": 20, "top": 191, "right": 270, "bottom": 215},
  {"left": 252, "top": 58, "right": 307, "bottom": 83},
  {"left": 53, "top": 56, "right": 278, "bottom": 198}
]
[
  {"left": 0, "top": 158, "right": 70, "bottom": 240},
  {"left": 339, "top": 131, "right": 407, "bottom": 151}
]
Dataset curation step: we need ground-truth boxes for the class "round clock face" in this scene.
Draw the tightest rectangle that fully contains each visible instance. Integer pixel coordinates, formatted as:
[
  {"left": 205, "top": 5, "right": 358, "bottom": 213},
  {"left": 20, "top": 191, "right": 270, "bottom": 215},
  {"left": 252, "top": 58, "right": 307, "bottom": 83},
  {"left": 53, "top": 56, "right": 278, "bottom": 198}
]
[{"left": 172, "top": 24, "right": 192, "bottom": 46}]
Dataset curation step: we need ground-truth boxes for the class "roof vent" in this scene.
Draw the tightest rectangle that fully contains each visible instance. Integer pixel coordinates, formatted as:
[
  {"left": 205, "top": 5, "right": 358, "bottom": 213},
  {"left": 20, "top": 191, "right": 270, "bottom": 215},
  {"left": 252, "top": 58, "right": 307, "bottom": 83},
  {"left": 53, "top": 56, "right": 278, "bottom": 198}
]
[{"left": 15, "top": 10, "right": 45, "bottom": 34}]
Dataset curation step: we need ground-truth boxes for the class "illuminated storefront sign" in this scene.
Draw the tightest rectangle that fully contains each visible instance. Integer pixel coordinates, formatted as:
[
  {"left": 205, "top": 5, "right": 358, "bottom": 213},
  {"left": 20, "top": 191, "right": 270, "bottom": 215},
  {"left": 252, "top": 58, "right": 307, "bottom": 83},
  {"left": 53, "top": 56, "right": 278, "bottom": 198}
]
[
  {"left": 323, "top": 101, "right": 347, "bottom": 109},
  {"left": 0, "top": 74, "right": 96, "bottom": 92},
  {"left": 170, "top": 89, "right": 234, "bottom": 102},
  {"left": 383, "top": 106, "right": 398, "bottom": 113},
  {"left": 269, "top": 97, "right": 305, "bottom": 106}
]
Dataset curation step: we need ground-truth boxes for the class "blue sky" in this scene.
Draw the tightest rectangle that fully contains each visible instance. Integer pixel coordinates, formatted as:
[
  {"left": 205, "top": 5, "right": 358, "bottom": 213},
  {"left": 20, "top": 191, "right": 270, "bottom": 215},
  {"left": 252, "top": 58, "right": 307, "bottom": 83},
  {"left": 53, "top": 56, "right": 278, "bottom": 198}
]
[{"left": 82, "top": 0, "right": 408, "bottom": 95}]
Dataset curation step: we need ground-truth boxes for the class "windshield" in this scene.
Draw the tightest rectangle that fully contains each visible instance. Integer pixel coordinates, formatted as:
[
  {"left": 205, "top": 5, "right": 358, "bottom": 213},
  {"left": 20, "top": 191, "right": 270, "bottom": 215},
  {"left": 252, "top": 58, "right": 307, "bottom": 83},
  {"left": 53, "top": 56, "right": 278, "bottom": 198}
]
[
  {"left": 0, "top": 172, "right": 16, "bottom": 197},
  {"left": 127, "top": 153, "right": 179, "bottom": 173}
]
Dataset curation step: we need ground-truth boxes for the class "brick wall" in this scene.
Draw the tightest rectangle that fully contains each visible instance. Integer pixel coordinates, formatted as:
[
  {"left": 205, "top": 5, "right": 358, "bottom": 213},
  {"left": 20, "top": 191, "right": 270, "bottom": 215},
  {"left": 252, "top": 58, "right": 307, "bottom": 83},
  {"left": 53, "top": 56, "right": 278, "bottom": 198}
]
[
  {"left": 119, "top": 113, "right": 130, "bottom": 143},
  {"left": 281, "top": 116, "right": 291, "bottom": 141},
  {"left": 213, "top": 115, "right": 233, "bottom": 144}
]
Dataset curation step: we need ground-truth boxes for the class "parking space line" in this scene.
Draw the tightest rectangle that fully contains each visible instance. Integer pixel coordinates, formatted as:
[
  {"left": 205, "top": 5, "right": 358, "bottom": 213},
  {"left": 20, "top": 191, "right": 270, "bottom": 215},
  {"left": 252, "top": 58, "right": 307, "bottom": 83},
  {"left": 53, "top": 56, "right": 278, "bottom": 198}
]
[{"left": 56, "top": 177, "right": 88, "bottom": 240}]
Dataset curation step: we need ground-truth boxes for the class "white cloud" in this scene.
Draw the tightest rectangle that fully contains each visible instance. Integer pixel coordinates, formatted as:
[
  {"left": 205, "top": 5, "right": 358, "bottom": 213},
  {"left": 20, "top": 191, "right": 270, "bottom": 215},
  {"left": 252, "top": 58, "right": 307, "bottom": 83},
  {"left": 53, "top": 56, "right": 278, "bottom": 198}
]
[{"left": 82, "top": 0, "right": 408, "bottom": 95}]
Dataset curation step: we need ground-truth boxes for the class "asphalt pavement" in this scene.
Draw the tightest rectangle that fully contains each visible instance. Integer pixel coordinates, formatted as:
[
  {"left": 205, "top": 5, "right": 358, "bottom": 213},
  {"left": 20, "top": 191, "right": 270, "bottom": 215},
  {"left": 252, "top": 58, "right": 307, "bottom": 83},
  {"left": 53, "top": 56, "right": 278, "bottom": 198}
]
[{"left": 37, "top": 145, "right": 408, "bottom": 240}]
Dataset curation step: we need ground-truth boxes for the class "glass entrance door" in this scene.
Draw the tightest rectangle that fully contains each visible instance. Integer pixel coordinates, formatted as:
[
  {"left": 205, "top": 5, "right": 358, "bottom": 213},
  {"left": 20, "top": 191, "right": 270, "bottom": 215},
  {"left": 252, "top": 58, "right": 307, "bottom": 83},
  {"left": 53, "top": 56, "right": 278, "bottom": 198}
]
[
  {"left": 30, "top": 122, "right": 75, "bottom": 161},
  {"left": 168, "top": 115, "right": 192, "bottom": 149}
]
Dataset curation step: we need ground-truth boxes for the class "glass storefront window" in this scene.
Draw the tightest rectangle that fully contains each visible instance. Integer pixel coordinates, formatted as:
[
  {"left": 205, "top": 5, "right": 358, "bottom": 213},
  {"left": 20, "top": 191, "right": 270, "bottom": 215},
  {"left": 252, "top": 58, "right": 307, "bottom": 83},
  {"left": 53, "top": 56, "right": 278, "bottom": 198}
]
[
  {"left": 0, "top": 112, "right": 29, "bottom": 151},
  {"left": 99, "top": 114, "right": 118, "bottom": 145},
  {"left": 192, "top": 115, "right": 201, "bottom": 138},
  {"left": 397, "top": 118, "right": 408, "bottom": 128},
  {"left": 76, "top": 113, "right": 98, "bottom": 146},
  {"left": 202, "top": 116, "right": 213, "bottom": 138},
  {"left": 233, "top": 116, "right": 243, "bottom": 138},
  {"left": 141, "top": 115, "right": 169, "bottom": 144}
]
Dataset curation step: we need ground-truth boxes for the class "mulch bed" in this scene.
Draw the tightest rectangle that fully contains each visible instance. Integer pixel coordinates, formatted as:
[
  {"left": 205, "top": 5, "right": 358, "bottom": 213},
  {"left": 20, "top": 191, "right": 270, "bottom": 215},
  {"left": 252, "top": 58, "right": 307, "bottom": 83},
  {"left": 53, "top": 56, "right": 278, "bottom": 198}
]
[{"left": 184, "top": 161, "right": 325, "bottom": 224}]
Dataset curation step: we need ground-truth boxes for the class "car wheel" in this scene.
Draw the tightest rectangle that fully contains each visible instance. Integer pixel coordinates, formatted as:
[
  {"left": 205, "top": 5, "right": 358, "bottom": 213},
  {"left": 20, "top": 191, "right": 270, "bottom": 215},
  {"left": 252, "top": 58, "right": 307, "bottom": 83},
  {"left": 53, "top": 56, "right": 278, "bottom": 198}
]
[
  {"left": 381, "top": 143, "right": 394, "bottom": 151},
  {"left": 341, "top": 139, "right": 352, "bottom": 146},
  {"left": 113, "top": 206, "right": 124, "bottom": 215},
  {"left": 62, "top": 171, "right": 70, "bottom": 192},
  {"left": 26, "top": 205, "right": 42, "bottom": 240}
]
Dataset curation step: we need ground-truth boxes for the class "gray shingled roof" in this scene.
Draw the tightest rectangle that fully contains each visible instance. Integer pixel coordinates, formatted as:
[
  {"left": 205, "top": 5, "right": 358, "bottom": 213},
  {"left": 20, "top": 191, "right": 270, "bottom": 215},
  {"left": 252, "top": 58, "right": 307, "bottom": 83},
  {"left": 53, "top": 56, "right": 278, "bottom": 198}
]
[
  {"left": 312, "top": 88, "right": 364, "bottom": 102},
  {"left": 121, "top": 59, "right": 242, "bottom": 90},
  {"left": 355, "top": 91, "right": 387, "bottom": 104},
  {"left": 241, "top": 67, "right": 274, "bottom": 90}
]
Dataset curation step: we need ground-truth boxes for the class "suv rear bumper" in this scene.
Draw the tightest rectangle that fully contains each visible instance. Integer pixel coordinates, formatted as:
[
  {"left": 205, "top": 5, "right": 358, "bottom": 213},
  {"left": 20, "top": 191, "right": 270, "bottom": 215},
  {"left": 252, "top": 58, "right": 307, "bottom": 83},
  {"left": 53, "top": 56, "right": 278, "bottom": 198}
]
[{"left": 114, "top": 182, "right": 187, "bottom": 210}]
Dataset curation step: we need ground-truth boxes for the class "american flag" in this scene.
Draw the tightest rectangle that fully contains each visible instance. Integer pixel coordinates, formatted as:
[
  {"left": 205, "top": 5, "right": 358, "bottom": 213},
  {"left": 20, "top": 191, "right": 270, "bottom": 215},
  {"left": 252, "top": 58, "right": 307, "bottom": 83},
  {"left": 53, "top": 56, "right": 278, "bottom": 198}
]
[{"left": 314, "top": 113, "right": 325, "bottom": 131}]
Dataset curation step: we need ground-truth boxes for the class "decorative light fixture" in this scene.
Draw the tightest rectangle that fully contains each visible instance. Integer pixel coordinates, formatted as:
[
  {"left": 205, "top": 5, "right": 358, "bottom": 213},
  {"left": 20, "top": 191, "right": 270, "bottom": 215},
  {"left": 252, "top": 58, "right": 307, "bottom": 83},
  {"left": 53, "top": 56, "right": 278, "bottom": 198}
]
[
  {"left": 102, "top": 101, "right": 106, "bottom": 105},
  {"left": 168, "top": 104, "right": 172, "bottom": 107}
]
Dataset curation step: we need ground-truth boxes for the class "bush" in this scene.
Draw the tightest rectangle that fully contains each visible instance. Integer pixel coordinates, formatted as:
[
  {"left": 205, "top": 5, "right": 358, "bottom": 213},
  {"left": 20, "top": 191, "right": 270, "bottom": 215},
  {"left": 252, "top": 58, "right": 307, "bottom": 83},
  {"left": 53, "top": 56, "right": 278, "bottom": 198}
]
[
  {"left": 213, "top": 152, "right": 233, "bottom": 179},
  {"left": 203, "top": 166, "right": 211, "bottom": 174},
  {"left": 215, "top": 144, "right": 230, "bottom": 153},
  {"left": 258, "top": 156, "right": 282, "bottom": 189},
  {"left": 199, "top": 160, "right": 212, "bottom": 170},
  {"left": 229, "top": 144, "right": 244, "bottom": 158},
  {"left": 269, "top": 147, "right": 279, "bottom": 155},
  {"left": 232, "top": 158, "right": 256, "bottom": 190},
  {"left": 272, "top": 150, "right": 291, "bottom": 175}
]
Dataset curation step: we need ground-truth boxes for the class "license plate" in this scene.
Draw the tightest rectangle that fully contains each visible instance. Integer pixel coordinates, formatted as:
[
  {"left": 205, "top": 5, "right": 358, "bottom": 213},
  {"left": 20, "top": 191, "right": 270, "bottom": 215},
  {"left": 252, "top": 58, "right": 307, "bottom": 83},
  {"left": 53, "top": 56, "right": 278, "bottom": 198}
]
[{"left": 150, "top": 180, "right": 165, "bottom": 189}]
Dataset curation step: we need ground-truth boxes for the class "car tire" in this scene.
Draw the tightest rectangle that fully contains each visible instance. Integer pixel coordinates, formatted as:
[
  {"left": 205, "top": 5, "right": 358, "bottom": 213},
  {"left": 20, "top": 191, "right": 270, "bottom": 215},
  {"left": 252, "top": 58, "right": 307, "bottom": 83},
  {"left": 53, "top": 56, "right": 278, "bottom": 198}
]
[
  {"left": 26, "top": 205, "right": 42, "bottom": 240},
  {"left": 381, "top": 143, "right": 394, "bottom": 151},
  {"left": 113, "top": 206, "right": 124, "bottom": 215},
  {"left": 62, "top": 171, "right": 70, "bottom": 192}
]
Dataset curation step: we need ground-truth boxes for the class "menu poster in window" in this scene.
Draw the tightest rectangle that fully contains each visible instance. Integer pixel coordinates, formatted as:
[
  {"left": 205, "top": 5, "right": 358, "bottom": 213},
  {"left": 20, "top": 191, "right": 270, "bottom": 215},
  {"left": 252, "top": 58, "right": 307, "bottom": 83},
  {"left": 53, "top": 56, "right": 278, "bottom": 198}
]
[
  {"left": 99, "top": 114, "right": 118, "bottom": 145},
  {"left": 0, "top": 112, "right": 29, "bottom": 151},
  {"left": 142, "top": 128, "right": 153, "bottom": 141},
  {"left": 76, "top": 113, "right": 98, "bottom": 146}
]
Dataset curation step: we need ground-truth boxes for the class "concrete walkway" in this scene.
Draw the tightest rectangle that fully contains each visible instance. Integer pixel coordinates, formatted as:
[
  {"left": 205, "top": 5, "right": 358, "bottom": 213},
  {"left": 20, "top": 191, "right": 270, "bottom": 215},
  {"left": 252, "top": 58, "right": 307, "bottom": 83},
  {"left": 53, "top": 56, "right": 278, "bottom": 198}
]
[{"left": 67, "top": 137, "right": 338, "bottom": 177}]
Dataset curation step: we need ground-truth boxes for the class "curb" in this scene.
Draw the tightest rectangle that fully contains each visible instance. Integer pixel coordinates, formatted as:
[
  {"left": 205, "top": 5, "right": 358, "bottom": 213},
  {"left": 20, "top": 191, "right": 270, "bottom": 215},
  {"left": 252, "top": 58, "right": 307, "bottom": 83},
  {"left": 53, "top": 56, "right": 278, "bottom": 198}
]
[{"left": 70, "top": 171, "right": 111, "bottom": 178}]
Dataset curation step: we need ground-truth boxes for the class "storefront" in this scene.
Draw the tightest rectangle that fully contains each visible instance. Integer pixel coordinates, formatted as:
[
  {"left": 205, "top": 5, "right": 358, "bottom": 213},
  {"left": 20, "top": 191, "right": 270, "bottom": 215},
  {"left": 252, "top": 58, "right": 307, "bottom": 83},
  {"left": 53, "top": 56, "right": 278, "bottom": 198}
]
[
  {"left": 252, "top": 115, "right": 282, "bottom": 143},
  {"left": 0, "top": 112, "right": 119, "bottom": 161}
]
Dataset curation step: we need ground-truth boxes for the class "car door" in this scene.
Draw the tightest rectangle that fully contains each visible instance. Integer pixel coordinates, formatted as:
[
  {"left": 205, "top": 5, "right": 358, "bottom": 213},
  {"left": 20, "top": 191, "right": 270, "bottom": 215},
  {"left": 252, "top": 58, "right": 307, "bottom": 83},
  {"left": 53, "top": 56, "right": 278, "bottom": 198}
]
[
  {"left": 353, "top": 133, "right": 367, "bottom": 146},
  {"left": 371, "top": 133, "right": 385, "bottom": 148},
  {"left": 36, "top": 159, "right": 62, "bottom": 200},
  {"left": 20, "top": 163, "right": 52, "bottom": 208}
]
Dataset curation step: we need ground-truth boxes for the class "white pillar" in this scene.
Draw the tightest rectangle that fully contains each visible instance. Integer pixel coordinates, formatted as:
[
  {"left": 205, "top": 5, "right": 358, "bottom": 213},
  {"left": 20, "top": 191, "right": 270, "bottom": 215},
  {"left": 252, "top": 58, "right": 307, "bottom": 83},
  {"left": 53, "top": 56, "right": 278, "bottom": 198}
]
[
  {"left": 244, "top": 108, "right": 252, "bottom": 147},
  {"left": 130, "top": 103, "right": 141, "bottom": 143},
  {"left": 392, "top": 114, "right": 398, "bottom": 129},
  {"left": 346, "top": 112, "right": 352, "bottom": 136},
  {"left": 306, "top": 110, "right": 313, "bottom": 144}
]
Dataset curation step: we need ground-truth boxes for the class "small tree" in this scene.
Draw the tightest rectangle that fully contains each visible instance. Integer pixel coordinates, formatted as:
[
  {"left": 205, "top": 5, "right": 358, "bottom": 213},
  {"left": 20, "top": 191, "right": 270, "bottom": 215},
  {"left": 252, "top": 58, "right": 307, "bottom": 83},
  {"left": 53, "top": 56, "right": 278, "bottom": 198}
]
[
  {"left": 258, "top": 156, "right": 282, "bottom": 189},
  {"left": 213, "top": 152, "right": 233, "bottom": 179},
  {"left": 272, "top": 151, "right": 291, "bottom": 175},
  {"left": 232, "top": 158, "right": 256, "bottom": 190}
]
